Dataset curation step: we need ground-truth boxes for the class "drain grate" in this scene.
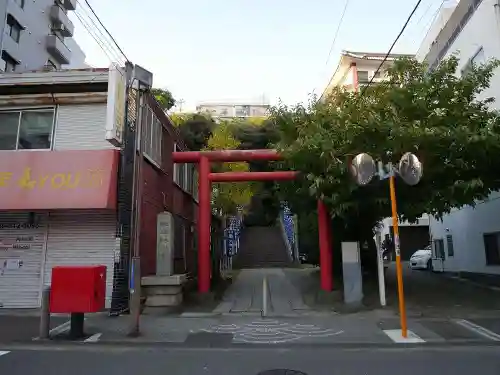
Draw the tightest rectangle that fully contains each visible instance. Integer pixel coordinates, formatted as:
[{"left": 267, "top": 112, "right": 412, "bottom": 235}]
[{"left": 257, "top": 370, "right": 308, "bottom": 375}]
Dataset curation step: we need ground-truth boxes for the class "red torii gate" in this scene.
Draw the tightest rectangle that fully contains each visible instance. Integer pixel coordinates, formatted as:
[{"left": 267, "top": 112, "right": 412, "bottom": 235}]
[{"left": 173, "top": 149, "right": 333, "bottom": 294}]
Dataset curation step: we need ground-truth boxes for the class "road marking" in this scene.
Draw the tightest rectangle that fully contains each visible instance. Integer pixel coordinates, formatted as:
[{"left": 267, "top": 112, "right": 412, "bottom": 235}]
[
  {"left": 383, "top": 329, "right": 425, "bottom": 343},
  {"left": 0, "top": 351, "right": 10, "bottom": 357},
  {"left": 201, "top": 320, "right": 344, "bottom": 344},
  {"left": 33, "top": 317, "right": 89, "bottom": 340},
  {"left": 49, "top": 320, "right": 71, "bottom": 336},
  {"left": 84, "top": 333, "right": 102, "bottom": 343},
  {"left": 454, "top": 319, "right": 500, "bottom": 341}
]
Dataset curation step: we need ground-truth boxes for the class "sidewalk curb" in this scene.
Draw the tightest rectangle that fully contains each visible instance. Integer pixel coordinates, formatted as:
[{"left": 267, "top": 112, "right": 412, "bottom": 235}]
[
  {"left": 2, "top": 338, "right": 500, "bottom": 350},
  {"left": 446, "top": 275, "right": 500, "bottom": 293}
]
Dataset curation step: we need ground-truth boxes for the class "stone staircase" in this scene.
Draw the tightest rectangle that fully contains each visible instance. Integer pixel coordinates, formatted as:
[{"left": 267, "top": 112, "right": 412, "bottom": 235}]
[{"left": 233, "top": 226, "right": 294, "bottom": 269}]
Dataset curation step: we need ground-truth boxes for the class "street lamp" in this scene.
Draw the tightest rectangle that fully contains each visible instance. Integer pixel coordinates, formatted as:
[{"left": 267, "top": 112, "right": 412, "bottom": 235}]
[{"left": 350, "top": 151, "right": 423, "bottom": 339}]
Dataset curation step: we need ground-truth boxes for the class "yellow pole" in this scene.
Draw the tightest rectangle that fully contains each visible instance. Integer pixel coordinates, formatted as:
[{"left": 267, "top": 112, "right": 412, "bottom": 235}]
[{"left": 389, "top": 174, "right": 408, "bottom": 338}]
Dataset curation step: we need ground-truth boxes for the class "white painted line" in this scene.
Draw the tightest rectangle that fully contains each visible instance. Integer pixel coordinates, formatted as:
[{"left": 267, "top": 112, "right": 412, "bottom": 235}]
[
  {"left": 49, "top": 320, "right": 71, "bottom": 336},
  {"left": 33, "top": 317, "right": 90, "bottom": 340},
  {"left": 0, "top": 351, "right": 10, "bottom": 357},
  {"left": 454, "top": 319, "right": 500, "bottom": 341},
  {"left": 383, "top": 329, "right": 426, "bottom": 343},
  {"left": 84, "top": 333, "right": 102, "bottom": 343}
]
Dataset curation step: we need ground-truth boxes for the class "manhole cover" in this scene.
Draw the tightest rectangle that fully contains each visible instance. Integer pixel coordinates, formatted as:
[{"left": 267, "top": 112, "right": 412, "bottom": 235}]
[{"left": 258, "top": 370, "right": 308, "bottom": 375}]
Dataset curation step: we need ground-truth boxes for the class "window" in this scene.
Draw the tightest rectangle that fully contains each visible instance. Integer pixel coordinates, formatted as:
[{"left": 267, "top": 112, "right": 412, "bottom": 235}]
[
  {"left": 6, "top": 15, "right": 23, "bottom": 43},
  {"left": 0, "top": 109, "right": 55, "bottom": 150},
  {"left": 193, "top": 167, "right": 199, "bottom": 201},
  {"left": 140, "top": 106, "right": 162, "bottom": 166},
  {"left": 173, "top": 144, "right": 185, "bottom": 187},
  {"left": 373, "top": 71, "right": 381, "bottom": 79},
  {"left": 433, "top": 239, "right": 445, "bottom": 260},
  {"left": 173, "top": 143, "right": 197, "bottom": 195},
  {"left": 483, "top": 232, "right": 500, "bottom": 266},
  {"left": 357, "top": 70, "right": 369, "bottom": 83},
  {"left": 235, "top": 105, "right": 250, "bottom": 117},
  {"left": 446, "top": 234, "right": 454, "bottom": 257},
  {"left": 185, "top": 163, "right": 194, "bottom": 194},
  {"left": 1, "top": 51, "right": 17, "bottom": 72},
  {"left": 461, "top": 47, "right": 486, "bottom": 76}
]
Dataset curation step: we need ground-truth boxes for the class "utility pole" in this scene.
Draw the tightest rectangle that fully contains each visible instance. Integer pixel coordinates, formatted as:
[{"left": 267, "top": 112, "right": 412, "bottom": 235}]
[
  {"left": 127, "top": 63, "right": 153, "bottom": 337},
  {"left": 177, "top": 99, "right": 185, "bottom": 112},
  {"left": 350, "top": 151, "right": 423, "bottom": 339}
]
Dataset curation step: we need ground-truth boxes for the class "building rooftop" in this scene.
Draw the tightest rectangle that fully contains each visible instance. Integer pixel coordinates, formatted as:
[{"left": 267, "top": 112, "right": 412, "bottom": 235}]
[{"left": 0, "top": 67, "right": 111, "bottom": 86}]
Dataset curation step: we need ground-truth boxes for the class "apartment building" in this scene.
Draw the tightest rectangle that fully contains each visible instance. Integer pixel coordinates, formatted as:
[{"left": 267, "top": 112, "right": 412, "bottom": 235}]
[
  {"left": 0, "top": 0, "right": 84, "bottom": 72},
  {"left": 320, "top": 50, "right": 413, "bottom": 100},
  {"left": 418, "top": 0, "right": 500, "bottom": 277},
  {"left": 196, "top": 102, "right": 269, "bottom": 120}
]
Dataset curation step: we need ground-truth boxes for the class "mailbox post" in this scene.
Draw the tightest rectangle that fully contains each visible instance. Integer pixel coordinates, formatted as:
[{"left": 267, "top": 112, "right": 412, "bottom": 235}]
[{"left": 50, "top": 265, "right": 107, "bottom": 339}]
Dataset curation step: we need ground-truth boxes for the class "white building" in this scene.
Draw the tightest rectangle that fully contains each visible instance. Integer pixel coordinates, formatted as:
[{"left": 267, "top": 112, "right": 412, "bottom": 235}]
[
  {"left": 0, "top": 0, "right": 87, "bottom": 72},
  {"left": 196, "top": 101, "right": 270, "bottom": 119},
  {"left": 0, "top": 68, "right": 124, "bottom": 309},
  {"left": 418, "top": 0, "right": 500, "bottom": 277},
  {"left": 320, "top": 50, "right": 413, "bottom": 99}
]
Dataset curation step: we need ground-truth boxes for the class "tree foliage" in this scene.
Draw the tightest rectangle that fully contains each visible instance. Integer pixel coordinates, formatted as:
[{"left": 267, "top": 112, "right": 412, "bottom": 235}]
[
  {"left": 231, "top": 119, "right": 281, "bottom": 225},
  {"left": 270, "top": 55, "right": 500, "bottom": 272},
  {"left": 272, "top": 56, "right": 500, "bottom": 230},
  {"left": 206, "top": 120, "right": 254, "bottom": 215},
  {"left": 151, "top": 88, "right": 176, "bottom": 111},
  {"left": 176, "top": 113, "right": 216, "bottom": 151}
]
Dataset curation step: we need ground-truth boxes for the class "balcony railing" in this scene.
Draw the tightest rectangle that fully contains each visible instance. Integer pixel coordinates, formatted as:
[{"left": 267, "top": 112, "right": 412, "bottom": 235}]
[
  {"left": 46, "top": 35, "right": 71, "bottom": 65},
  {"left": 49, "top": 5, "right": 74, "bottom": 37}
]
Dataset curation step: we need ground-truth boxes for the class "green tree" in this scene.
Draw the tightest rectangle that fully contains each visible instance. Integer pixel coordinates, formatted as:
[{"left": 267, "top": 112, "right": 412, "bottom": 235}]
[
  {"left": 206, "top": 120, "right": 254, "bottom": 215},
  {"left": 151, "top": 88, "right": 176, "bottom": 111},
  {"left": 177, "top": 114, "right": 216, "bottom": 151},
  {"left": 271, "top": 55, "right": 500, "bottom": 273},
  {"left": 231, "top": 119, "right": 281, "bottom": 225}
]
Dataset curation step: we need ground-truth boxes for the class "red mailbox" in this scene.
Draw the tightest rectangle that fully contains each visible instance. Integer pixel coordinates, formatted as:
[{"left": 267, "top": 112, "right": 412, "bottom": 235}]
[{"left": 50, "top": 265, "right": 107, "bottom": 313}]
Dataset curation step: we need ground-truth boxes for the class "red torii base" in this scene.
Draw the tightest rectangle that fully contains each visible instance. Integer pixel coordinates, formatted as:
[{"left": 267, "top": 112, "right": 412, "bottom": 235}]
[{"left": 173, "top": 149, "right": 333, "bottom": 294}]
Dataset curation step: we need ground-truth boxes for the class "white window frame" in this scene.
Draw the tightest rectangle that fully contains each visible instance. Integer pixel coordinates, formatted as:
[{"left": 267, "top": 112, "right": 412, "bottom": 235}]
[
  {"left": 0, "top": 108, "right": 56, "bottom": 151},
  {"left": 173, "top": 143, "right": 197, "bottom": 198},
  {"left": 141, "top": 105, "right": 162, "bottom": 168}
]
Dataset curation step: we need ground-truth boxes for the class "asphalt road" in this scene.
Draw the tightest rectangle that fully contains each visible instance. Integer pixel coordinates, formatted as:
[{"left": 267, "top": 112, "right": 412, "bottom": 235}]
[{"left": 1, "top": 345, "right": 500, "bottom": 375}]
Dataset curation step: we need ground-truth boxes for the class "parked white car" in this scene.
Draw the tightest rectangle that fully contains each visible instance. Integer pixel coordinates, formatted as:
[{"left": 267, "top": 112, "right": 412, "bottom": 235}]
[{"left": 409, "top": 245, "right": 432, "bottom": 270}]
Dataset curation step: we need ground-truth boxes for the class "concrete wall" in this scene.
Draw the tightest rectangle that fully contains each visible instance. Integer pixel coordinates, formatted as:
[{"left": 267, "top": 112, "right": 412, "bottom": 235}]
[
  {"left": 423, "top": 0, "right": 500, "bottom": 275},
  {"left": 416, "top": 1, "right": 457, "bottom": 61},
  {"left": 430, "top": 194, "right": 500, "bottom": 275}
]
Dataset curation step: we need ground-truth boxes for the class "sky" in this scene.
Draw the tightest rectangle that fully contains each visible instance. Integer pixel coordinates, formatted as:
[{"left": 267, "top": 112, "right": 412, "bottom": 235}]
[{"left": 69, "top": 0, "right": 447, "bottom": 111}]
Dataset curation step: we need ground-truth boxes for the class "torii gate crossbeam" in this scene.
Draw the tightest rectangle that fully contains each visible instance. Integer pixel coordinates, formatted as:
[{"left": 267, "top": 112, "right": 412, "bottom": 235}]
[{"left": 172, "top": 150, "right": 333, "bottom": 294}]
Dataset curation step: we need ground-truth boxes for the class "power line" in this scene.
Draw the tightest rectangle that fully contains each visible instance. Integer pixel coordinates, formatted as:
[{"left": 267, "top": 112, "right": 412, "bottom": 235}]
[
  {"left": 73, "top": 10, "right": 125, "bottom": 67},
  {"left": 82, "top": 0, "right": 130, "bottom": 62},
  {"left": 360, "top": 0, "right": 424, "bottom": 96},
  {"left": 324, "top": 0, "right": 351, "bottom": 67},
  {"left": 75, "top": 3, "right": 125, "bottom": 64}
]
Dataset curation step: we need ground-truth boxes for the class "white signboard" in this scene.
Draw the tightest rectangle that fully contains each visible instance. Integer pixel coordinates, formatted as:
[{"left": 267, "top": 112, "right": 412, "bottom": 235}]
[
  {"left": 105, "top": 64, "right": 126, "bottom": 147},
  {"left": 156, "top": 212, "right": 174, "bottom": 276}
]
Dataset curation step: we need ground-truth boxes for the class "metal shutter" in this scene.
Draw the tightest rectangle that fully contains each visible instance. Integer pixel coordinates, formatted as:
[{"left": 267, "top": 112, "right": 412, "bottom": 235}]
[
  {"left": 0, "top": 212, "right": 47, "bottom": 308},
  {"left": 44, "top": 210, "right": 116, "bottom": 308},
  {"left": 54, "top": 104, "right": 117, "bottom": 151}
]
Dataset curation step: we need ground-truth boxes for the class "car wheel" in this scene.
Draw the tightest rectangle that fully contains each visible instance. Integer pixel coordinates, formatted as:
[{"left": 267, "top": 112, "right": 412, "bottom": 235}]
[{"left": 426, "top": 259, "right": 432, "bottom": 271}]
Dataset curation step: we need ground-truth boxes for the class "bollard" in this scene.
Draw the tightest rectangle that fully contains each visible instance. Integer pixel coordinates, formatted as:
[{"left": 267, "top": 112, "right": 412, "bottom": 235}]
[
  {"left": 262, "top": 276, "right": 268, "bottom": 317},
  {"left": 39, "top": 286, "right": 51, "bottom": 339}
]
